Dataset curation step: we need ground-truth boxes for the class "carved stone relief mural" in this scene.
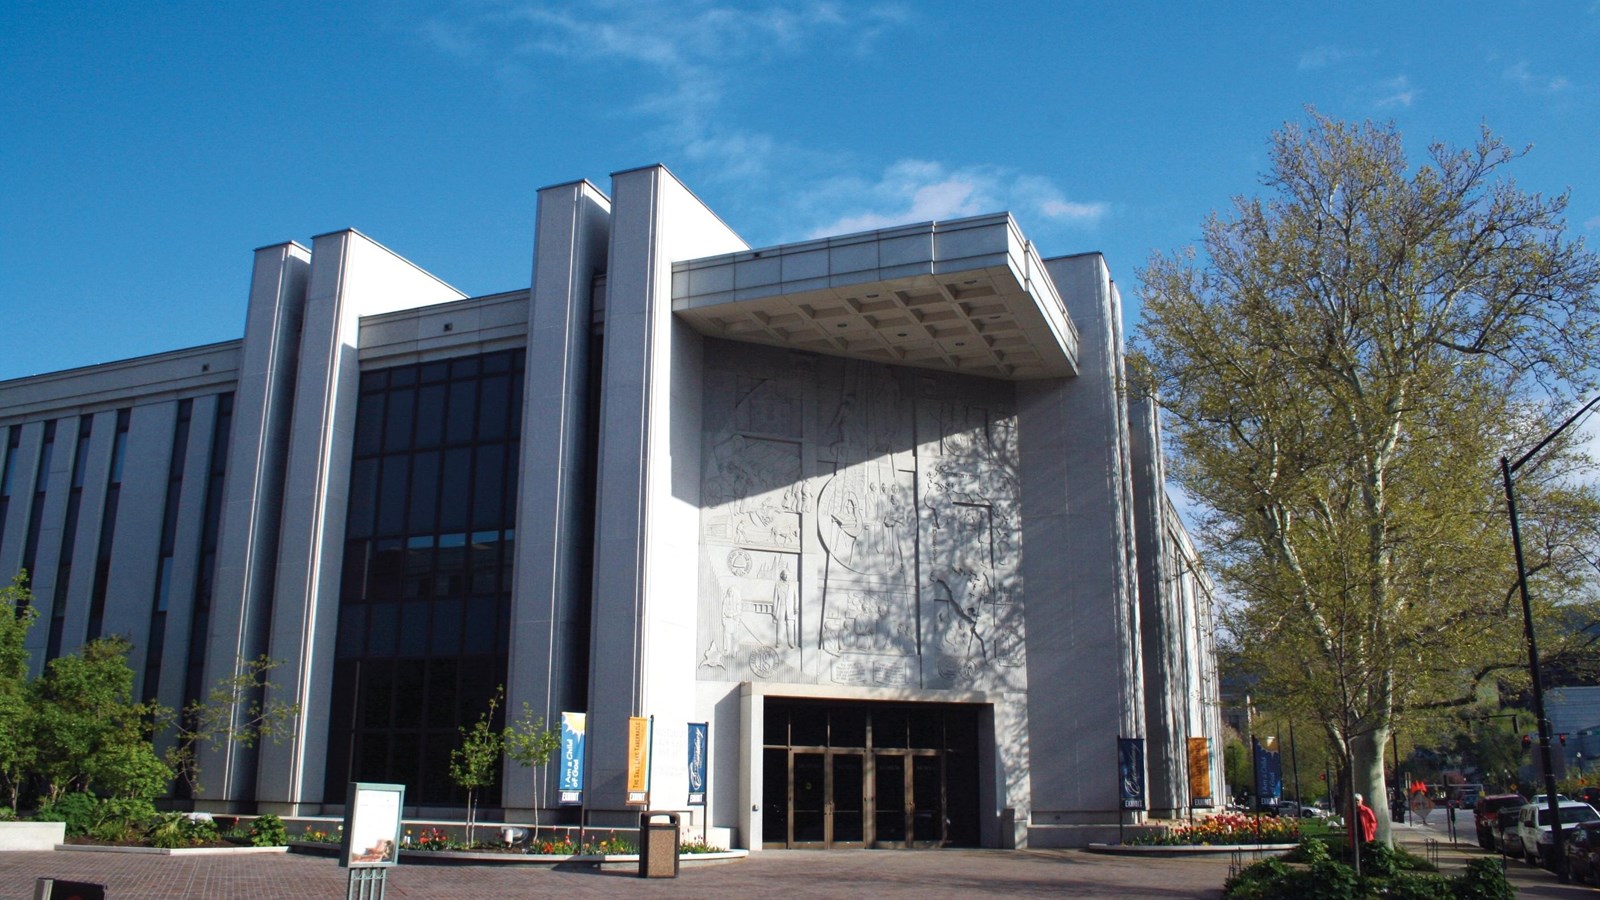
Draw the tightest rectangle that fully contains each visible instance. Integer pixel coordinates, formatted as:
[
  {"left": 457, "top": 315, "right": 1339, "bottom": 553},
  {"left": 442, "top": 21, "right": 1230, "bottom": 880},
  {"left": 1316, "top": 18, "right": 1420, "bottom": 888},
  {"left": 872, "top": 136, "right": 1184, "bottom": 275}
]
[{"left": 697, "top": 344, "right": 1026, "bottom": 692}]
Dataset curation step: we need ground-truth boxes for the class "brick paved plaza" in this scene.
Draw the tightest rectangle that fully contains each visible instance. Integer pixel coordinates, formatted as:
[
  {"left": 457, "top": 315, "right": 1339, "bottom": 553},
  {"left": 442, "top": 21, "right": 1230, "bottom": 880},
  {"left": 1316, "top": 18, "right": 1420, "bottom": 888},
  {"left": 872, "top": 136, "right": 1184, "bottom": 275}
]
[
  {"left": 4, "top": 822, "right": 1594, "bottom": 899},
  {"left": 4, "top": 847, "right": 1237, "bottom": 899}
]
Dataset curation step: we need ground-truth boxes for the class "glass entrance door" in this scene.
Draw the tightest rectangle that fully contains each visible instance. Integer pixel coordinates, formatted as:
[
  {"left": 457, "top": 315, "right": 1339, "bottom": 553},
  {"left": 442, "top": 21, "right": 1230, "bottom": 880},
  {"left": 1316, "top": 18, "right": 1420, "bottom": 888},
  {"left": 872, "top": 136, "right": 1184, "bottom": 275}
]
[
  {"left": 832, "top": 752, "right": 865, "bottom": 847},
  {"left": 775, "top": 750, "right": 867, "bottom": 848},
  {"left": 910, "top": 753, "right": 946, "bottom": 847},
  {"left": 873, "top": 753, "right": 907, "bottom": 846},
  {"left": 762, "top": 700, "right": 975, "bottom": 849}
]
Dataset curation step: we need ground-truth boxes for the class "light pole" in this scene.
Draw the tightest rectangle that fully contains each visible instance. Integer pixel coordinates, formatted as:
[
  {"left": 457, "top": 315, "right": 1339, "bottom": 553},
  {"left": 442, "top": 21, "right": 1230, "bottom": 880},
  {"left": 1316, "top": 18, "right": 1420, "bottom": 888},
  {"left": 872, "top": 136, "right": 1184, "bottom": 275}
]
[{"left": 1500, "top": 392, "right": 1600, "bottom": 883}]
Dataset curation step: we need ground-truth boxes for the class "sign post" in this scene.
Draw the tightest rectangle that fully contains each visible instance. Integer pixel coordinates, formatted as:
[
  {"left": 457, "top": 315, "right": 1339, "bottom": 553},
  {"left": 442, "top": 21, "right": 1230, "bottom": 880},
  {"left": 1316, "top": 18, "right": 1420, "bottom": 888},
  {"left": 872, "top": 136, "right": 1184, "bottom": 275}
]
[{"left": 341, "top": 782, "right": 404, "bottom": 900}]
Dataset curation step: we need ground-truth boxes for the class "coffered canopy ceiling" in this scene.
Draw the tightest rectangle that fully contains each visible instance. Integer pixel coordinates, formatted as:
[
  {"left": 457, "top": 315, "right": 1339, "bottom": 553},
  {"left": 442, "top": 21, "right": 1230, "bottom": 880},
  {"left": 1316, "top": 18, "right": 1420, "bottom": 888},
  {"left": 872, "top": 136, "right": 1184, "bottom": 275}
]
[{"left": 670, "top": 214, "right": 1079, "bottom": 381}]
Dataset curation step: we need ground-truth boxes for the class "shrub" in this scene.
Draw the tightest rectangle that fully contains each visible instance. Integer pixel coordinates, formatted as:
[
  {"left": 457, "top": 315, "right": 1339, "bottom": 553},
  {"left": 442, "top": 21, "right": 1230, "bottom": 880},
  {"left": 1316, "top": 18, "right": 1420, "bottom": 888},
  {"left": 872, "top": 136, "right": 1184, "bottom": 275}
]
[
  {"left": 1222, "top": 849, "right": 1506, "bottom": 900},
  {"left": 35, "top": 792, "right": 100, "bottom": 837},
  {"left": 1454, "top": 858, "right": 1514, "bottom": 900},
  {"left": 91, "top": 797, "right": 157, "bottom": 843},
  {"left": 247, "top": 813, "right": 287, "bottom": 847},
  {"left": 146, "top": 812, "right": 217, "bottom": 849},
  {"left": 680, "top": 838, "right": 726, "bottom": 854}
]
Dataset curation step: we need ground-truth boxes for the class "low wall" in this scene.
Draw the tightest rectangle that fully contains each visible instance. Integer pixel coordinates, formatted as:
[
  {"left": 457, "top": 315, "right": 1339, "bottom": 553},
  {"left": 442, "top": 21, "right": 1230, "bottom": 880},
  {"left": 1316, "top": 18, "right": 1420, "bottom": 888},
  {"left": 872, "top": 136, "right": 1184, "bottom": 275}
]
[{"left": 0, "top": 822, "right": 67, "bottom": 851}]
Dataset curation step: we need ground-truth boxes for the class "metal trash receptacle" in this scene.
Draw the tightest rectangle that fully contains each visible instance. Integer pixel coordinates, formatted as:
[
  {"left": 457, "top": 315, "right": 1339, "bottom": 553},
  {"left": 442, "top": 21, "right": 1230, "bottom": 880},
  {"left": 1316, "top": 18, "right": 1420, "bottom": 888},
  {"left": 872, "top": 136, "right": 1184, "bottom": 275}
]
[{"left": 638, "top": 810, "right": 680, "bottom": 878}]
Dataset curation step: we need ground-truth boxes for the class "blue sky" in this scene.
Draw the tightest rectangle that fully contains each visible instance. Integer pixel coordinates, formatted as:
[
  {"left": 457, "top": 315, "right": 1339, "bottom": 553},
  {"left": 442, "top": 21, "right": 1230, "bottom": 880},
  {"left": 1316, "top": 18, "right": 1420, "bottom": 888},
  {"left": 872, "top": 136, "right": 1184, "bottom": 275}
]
[{"left": 2, "top": 1, "right": 1597, "bottom": 382}]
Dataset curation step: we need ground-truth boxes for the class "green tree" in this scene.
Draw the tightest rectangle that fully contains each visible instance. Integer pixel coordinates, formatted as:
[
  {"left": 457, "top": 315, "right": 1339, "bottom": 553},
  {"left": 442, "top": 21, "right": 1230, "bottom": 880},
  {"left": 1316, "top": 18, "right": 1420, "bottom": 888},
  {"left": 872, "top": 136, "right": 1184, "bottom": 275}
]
[
  {"left": 0, "top": 575, "right": 38, "bottom": 809},
  {"left": 450, "top": 687, "right": 505, "bottom": 847},
  {"left": 503, "top": 702, "right": 559, "bottom": 832},
  {"left": 1137, "top": 111, "right": 1600, "bottom": 845},
  {"left": 1222, "top": 728, "right": 1251, "bottom": 803},
  {"left": 31, "top": 636, "right": 170, "bottom": 802}
]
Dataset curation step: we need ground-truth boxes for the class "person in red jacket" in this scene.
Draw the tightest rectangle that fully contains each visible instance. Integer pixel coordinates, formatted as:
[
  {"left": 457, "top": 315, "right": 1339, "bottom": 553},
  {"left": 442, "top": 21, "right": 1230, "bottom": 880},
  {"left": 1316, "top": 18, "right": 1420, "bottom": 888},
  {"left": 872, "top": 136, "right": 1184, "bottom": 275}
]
[{"left": 1354, "top": 793, "right": 1378, "bottom": 843}]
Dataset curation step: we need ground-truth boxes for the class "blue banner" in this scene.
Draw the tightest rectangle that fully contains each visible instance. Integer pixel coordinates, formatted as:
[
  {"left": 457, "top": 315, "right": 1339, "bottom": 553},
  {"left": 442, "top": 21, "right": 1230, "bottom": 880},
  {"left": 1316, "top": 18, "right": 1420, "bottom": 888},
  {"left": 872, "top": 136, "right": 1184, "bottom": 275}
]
[
  {"left": 1118, "top": 737, "right": 1146, "bottom": 810},
  {"left": 1252, "top": 736, "right": 1282, "bottom": 808},
  {"left": 687, "top": 722, "right": 708, "bottom": 805},
  {"left": 559, "top": 712, "right": 586, "bottom": 805}
]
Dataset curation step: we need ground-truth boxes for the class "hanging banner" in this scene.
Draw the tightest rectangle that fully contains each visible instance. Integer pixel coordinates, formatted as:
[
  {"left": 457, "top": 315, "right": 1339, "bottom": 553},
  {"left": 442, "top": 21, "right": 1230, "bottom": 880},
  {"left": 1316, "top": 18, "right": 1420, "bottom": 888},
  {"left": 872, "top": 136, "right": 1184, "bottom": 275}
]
[
  {"left": 558, "top": 712, "right": 586, "bottom": 805},
  {"left": 1187, "top": 737, "right": 1213, "bottom": 808},
  {"left": 1253, "top": 736, "right": 1282, "bottom": 809},
  {"left": 626, "top": 716, "right": 651, "bottom": 805},
  {"left": 687, "top": 722, "right": 708, "bottom": 806},
  {"left": 1118, "top": 737, "right": 1146, "bottom": 810}
]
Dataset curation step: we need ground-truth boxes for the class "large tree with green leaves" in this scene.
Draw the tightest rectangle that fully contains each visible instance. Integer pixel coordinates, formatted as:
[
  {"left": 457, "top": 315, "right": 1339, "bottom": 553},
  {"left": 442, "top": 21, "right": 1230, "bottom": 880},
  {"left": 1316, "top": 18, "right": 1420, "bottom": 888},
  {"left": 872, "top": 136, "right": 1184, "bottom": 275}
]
[
  {"left": 31, "top": 636, "right": 170, "bottom": 803},
  {"left": 1136, "top": 111, "right": 1600, "bottom": 844},
  {"left": 0, "top": 575, "right": 38, "bottom": 809}
]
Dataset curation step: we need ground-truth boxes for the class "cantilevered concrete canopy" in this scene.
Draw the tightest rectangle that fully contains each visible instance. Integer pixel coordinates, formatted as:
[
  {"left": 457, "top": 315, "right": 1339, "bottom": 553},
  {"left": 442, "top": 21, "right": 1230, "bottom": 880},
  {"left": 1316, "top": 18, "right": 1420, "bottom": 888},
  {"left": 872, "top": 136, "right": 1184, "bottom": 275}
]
[{"left": 671, "top": 214, "right": 1079, "bottom": 380}]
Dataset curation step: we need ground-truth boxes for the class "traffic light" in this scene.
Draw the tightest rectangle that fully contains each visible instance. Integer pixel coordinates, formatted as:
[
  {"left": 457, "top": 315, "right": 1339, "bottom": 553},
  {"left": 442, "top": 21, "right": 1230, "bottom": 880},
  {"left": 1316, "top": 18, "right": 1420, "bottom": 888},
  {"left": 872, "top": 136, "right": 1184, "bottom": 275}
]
[
  {"left": 1522, "top": 734, "right": 1532, "bottom": 751},
  {"left": 1559, "top": 733, "right": 1567, "bottom": 746}
]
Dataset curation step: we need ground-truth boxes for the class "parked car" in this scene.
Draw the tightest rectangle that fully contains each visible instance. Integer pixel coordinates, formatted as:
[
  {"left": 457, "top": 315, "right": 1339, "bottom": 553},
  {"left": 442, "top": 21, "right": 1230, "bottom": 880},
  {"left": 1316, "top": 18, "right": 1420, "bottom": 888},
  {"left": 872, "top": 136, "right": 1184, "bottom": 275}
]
[
  {"left": 1568, "top": 820, "right": 1600, "bottom": 885},
  {"left": 1451, "top": 784, "right": 1481, "bottom": 810},
  {"left": 1511, "top": 800, "right": 1600, "bottom": 868},
  {"left": 1473, "top": 793, "right": 1527, "bottom": 851},
  {"left": 1578, "top": 786, "right": 1600, "bottom": 808}
]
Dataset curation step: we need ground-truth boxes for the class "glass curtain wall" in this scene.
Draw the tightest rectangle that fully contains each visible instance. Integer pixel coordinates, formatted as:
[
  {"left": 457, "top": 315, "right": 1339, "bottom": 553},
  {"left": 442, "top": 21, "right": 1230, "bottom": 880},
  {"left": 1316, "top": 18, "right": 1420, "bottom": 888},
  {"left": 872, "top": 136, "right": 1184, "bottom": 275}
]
[{"left": 324, "top": 349, "right": 523, "bottom": 805}]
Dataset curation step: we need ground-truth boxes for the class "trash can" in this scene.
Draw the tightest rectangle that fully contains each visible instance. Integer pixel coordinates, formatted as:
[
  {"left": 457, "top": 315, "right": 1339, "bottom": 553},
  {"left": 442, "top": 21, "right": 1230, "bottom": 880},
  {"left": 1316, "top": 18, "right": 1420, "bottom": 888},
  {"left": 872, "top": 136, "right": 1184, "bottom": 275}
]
[{"left": 638, "top": 810, "right": 680, "bottom": 878}]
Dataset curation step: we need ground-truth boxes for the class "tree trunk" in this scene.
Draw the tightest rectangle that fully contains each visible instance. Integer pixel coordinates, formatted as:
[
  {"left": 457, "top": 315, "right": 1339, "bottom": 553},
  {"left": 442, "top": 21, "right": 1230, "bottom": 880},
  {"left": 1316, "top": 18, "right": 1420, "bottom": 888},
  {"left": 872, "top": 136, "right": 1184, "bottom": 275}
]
[{"left": 1351, "top": 726, "right": 1392, "bottom": 846}]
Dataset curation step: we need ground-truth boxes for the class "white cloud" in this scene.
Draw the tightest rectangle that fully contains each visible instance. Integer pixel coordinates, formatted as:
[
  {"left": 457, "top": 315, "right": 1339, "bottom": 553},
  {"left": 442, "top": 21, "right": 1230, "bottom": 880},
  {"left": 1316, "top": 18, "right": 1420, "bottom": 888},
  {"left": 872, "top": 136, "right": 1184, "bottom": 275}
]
[
  {"left": 421, "top": 1, "right": 909, "bottom": 185},
  {"left": 1372, "top": 75, "right": 1417, "bottom": 109},
  {"left": 806, "top": 161, "right": 1108, "bottom": 238},
  {"left": 1503, "top": 61, "right": 1574, "bottom": 94}
]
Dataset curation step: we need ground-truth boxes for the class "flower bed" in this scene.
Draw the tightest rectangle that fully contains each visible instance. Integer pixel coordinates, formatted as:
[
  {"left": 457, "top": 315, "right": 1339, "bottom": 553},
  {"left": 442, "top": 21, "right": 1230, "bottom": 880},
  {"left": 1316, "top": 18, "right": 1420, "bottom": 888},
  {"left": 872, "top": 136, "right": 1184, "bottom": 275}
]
[{"left": 1132, "top": 813, "right": 1300, "bottom": 846}]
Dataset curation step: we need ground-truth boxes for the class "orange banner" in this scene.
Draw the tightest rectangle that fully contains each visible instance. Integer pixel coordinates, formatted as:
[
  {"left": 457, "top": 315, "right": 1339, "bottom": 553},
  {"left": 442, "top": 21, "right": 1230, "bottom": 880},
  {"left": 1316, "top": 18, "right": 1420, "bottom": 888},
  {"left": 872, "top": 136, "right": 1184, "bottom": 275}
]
[
  {"left": 626, "top": 716, "right": 651, "bottom": 802},
  {"left": 1188, "top": 737, "right": 1213, "bottom": 806}
]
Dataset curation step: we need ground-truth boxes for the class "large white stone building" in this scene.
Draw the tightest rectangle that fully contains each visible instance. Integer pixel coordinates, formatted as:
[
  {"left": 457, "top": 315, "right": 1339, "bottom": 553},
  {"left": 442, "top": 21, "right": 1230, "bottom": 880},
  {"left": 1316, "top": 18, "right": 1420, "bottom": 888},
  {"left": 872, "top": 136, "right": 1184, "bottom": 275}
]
[{"left": 0, "top": 166, "right": 1222, "bottom": 848}]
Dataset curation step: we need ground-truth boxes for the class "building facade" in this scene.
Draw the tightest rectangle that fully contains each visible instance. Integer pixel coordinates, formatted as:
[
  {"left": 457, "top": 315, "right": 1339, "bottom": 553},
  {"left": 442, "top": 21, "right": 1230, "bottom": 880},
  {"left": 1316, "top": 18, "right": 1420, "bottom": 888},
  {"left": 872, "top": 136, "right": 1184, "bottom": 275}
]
[{"left": 0, "top": 165, "right": 1222, "bottom": 848}]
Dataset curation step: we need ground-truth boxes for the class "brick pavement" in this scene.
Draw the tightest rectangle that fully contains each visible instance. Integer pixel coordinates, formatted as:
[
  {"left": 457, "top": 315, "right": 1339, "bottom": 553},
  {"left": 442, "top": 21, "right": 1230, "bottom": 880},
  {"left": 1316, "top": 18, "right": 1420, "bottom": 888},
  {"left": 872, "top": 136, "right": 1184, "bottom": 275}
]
[
  {"left": 19, "top": 824, "right": 1593, "bottom": 900},
  {"left": 1, "top": 846, "right": 1238, "bottom": 899}
]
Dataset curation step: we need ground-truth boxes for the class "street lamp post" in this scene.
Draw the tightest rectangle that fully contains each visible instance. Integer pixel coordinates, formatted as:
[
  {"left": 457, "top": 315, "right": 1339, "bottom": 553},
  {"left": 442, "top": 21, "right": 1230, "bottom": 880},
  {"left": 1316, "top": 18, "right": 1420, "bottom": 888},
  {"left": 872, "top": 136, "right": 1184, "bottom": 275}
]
[{"left": 1500, "top": 392, "right": 1600, "bottom": 884}]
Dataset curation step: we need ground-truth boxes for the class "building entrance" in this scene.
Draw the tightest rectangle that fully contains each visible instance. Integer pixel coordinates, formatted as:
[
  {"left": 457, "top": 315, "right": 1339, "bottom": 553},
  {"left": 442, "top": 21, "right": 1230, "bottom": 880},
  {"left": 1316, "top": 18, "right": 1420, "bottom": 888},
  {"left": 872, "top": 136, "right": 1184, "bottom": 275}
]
[{"left": 762, "top": 699, "right": 979, "bottom": 849}]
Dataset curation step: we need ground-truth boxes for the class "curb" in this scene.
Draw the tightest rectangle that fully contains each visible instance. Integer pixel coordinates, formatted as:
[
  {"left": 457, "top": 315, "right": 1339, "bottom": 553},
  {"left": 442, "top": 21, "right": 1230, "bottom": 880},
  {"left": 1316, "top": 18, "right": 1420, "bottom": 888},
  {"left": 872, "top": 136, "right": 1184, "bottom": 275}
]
[
  {"left": 1086, "top": 842, "right": 1297, "bottom": 856},
  {"left": 55, "top": 844, "right": 288, "bottom": 856}
]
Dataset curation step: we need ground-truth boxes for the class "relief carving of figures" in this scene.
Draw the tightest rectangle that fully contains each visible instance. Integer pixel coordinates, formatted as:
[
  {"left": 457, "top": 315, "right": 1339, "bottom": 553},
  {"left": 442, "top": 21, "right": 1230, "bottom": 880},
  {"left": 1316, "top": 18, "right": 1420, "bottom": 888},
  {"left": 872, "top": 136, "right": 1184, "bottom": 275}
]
[
  {"left": 818, "top": 459, "right": 913, "bottom": 579},
  {"left": 699, "top": 547, "right": 801, "bottom": 681}
]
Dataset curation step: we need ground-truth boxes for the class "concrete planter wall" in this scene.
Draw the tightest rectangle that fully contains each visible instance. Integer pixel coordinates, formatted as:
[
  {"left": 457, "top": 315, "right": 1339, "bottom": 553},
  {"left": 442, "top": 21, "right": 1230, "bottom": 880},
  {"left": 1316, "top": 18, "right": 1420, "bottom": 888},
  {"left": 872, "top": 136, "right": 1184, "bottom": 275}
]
[{"left": 0, "top": 822, "right": 67, "bottom": 851}]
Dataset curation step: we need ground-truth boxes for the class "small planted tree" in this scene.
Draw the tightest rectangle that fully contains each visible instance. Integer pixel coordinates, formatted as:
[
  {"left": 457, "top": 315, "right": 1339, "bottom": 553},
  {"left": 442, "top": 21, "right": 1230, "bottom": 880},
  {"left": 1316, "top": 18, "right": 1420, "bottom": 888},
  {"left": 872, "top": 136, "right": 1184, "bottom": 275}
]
[
  {"left": 450, "top": 687, "right": 505, "bottom": 847},
  {"left": 162, "top": 655, "right": 300, "bottom": 797},
  {"left": 503, "top": 702, "right": 559, "bottom": 833}
]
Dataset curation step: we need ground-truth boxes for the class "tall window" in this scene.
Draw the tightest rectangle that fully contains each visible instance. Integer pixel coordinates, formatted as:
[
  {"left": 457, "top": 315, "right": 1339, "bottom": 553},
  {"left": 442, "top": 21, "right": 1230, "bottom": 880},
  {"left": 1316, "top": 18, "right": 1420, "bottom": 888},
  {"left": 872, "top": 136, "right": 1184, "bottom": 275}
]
[
  {"left": 142, "top": 399, "right": 193, "bottom": 701},
  {"left": 176, "top": 393, "right": 233, "bottom": 800},
  {"left": 0, "top": 427, "right": 20, "bottom": 565},
  {"left": 324, "top": 350, "right": 523, "bottom": 805},
  {"left": 19, "top": 419, "right": 58, "bottom": 594},
  {"left": 85, "top": 409, "right": 130, "bottom": 641},
  {"left": 45, "top": 417, "right": 92, "bottom": 659}
]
